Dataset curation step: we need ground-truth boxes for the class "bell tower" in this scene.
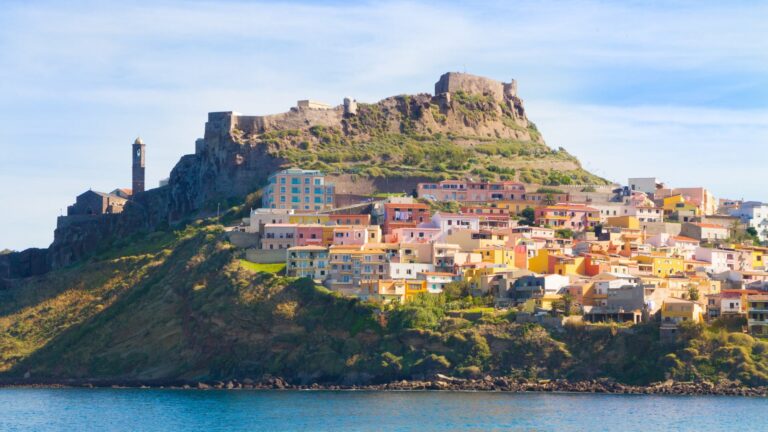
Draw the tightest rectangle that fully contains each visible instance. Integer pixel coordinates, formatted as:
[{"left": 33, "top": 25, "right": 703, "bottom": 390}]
[{"left": 132, "top": 137, "right": 145, "bottom": 195}]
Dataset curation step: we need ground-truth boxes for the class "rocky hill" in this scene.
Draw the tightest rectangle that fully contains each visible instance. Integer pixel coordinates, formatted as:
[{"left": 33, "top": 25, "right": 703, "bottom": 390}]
[
  {"left": 3, "top": 73, "right": 607, "bottom": 283},
  {"left": 170, "top": 72, "right": 605, "bottom": 218}
]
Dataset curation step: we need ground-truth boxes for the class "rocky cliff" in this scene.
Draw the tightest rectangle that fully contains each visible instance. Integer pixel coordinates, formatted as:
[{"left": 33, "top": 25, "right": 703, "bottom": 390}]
[{"left": 6, "top": 72, "right": 607, "bottom": 276}]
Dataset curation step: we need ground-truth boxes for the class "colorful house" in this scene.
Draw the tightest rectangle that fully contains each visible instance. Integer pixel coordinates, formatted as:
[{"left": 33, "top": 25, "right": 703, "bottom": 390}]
[
  {"left": 535, "top": 203, "right": 600, "bottom": 231},
  {"left": 382, "top": 202, "right": 430, "bottom": 235},
  {"left": 286, "top": 245, "right": 329, "bottom": 280},
  {"left": 747, "top": 294, "right": 768, "bottom": 336},
  {"left": 634, "top": 254, "right": 684, "bottom": 277},
  {"left": 661, "top": 298, "right": 704, "bottom": 323}
]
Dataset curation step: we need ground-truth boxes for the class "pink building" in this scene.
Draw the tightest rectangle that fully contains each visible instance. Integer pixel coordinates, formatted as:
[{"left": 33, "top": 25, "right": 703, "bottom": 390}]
[
  {"left": 296, "top": 224, "right": 324, "bottom": 246},
  {"left": 656, "top": 187, "right": 716, "bottom": 215},
  {"left": 390, "top": 227, "right": 442, "bottom": 244},
  {"left": 332, "top": 226, "right": 381, "bottom": 246},
  {"left": 535, "top": 203, "right": 600, "bottom": 231}
]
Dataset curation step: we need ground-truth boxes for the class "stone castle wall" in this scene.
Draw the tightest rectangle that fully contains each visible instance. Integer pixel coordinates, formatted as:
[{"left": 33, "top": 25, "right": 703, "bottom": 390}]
[{"left": 434, "top": 72, "right": 517, "bottom": 101}]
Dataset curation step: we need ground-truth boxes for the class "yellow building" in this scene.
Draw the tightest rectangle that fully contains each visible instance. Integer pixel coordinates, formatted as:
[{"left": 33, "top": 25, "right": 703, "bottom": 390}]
[
  {"left": 663, "top": 195, "right": 700, "bottom": 219},
  {"left": 605, "top": 216, "right": 639, "bottom": 230},
  {"left": 661, "top": 298, "right": 703, "bottom": 323},
  {"left": 528, "top": 248, "right": 559, "bottom": 274},
  {"left": 327, "top": 245, "right": 387, "bottom": 293},
  {"left": 733, "top": 245, "right": 767, "bottom": 271},
  {"left": 662, "top": 195, "right": 686, "bottom": 213},
  {"left": 289, "top": 214, "right": 330, "bottom": 225},
  {"left": 552, "top": 255, "right": 586, "bottom": 276},
  {"left": 461, "top": 263, "right": 511, "bottom": 294},
  {"left": 474, "top": 246, "right": 516, "bottom": 267},
  {"left": 634, "top": 254, "right": 684, "bottom": 277},
  {"left": 366, "top": 279, "right": 428, "bottom": 304},
  {"left": 539, "top": 293, "right": 563, "bottom": 310}
]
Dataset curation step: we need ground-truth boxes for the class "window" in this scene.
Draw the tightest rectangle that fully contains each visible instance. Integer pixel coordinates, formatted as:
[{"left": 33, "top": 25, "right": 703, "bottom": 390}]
[
  {"left": 280, "top": 177, "right": 286, "bottom": 184},
  {"left": 314, "top": 187, "right": 323, "bottom": 194},
  {"left": 314, "top": 178, "right": 321, "bottom": 185},
  {"left": 291, "top": 187, "right": 300, "bottom": 194},
  {"left": 291, "top": 178, "right": 300, "bottom": 185}
]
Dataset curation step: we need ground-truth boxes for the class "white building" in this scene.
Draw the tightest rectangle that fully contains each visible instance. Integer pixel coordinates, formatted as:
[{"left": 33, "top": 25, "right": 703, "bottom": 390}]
[
  {"left": 387, "top": 262, "right": 435, "bottom": 280},
  {"left": 418, "top": 272, "right": 460, "bottom": 294},
  {"left": 247, "top": 208, "right": 295, "bottom": 233},
  {"left": 628, "top": 177, "right": 661, "bottom": 195},
  {"left": 730, "top": 201, "right": 768, "bottom": 242}
]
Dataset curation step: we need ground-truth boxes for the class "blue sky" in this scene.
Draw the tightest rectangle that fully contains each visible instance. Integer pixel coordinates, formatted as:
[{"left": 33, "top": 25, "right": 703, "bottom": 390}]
[{"left": 0, "top": 0, "right": 766, "bottom": 250}]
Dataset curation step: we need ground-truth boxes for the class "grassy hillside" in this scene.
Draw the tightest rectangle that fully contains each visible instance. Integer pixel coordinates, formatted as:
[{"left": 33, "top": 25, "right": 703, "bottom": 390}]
[
  {"left": 1, "top": 225, "right": 765, "bottom": 385},
  {"left": 255, "top": 93, "right": 608, "bottom": 186}
]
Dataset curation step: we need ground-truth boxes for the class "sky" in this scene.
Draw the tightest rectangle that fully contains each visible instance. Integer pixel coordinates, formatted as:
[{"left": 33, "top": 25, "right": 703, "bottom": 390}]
[{"left": 0, "top": 0, "right": 766, "bottom": 251}]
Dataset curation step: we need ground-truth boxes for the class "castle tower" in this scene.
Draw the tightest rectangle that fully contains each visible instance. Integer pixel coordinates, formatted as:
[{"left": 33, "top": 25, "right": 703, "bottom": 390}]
[{"left": 132, "top": 137, "right": 145, "bottom": 195}]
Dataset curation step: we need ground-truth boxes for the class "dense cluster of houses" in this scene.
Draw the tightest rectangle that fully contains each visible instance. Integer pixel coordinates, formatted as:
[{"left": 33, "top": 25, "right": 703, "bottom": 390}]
[{"left": 240, "top": 170, "right": 768, "bottom": 336}]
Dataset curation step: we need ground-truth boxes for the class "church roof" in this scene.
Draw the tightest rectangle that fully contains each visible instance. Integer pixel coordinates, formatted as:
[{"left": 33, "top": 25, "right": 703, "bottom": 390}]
[{"left": 134, "top": 136, "right": 144, "bottom": 145}]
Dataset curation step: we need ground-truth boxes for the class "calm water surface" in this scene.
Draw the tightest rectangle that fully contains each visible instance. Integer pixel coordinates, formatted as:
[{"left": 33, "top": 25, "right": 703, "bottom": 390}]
[{"left": 0, "top": 389, "right": 765, "bottom": 431}]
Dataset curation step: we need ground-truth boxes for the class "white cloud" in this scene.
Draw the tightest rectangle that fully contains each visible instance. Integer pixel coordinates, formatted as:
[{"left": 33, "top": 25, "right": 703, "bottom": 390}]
[
  {"left": 0, "top": 0, "right": 766, "bottom": 250},
  {"left": 527, "top": 100, "right": 768, "bottom": 200}
]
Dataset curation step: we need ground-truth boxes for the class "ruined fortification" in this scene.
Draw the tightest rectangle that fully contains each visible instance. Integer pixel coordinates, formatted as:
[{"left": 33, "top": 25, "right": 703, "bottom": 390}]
[{"left": 434, "top": 72, "right": 518, "bottom": 102}]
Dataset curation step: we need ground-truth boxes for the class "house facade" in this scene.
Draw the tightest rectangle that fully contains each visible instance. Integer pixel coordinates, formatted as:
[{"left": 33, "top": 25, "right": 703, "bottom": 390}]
[{"left": 263, "top": 168, "right": 335, "bottom": 211}]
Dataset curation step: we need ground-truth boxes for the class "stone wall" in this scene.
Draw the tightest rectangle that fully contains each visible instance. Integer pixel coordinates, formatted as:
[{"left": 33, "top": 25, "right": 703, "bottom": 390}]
[
  {"left": 245, "top": 248, "right": 285, "bottom": 263},
  {"left": 227, "top": 231, "right": 260, "bottom": 249},
  {"left": 434, "top": 72, "right": 517, "bottom": 101}
]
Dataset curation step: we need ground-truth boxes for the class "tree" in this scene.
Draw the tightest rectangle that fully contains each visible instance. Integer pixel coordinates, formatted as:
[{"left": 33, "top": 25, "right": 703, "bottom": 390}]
[
  {"left": 687, "top": 286, "right": 700, "bottom": 301},
  {"left": 520, "top": 207, "right": 536, "bottom": 226},
  {"left": 556, "top": 228, "right": 574, "bottom": 239},
  {"left": 443, "top": 280, "right": 470, "bottom": 301},
  {"left": 543, "top": 193, "right": 557, "bottom": 205}
]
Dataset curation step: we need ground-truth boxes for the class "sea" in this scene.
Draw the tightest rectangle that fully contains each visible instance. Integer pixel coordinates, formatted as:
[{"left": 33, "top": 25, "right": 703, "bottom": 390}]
[{"left": 0, "top": 389, "right": 765, "bottom": 431}]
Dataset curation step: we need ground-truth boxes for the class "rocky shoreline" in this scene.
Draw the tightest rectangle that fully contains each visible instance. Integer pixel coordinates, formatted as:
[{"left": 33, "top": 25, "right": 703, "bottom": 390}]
[{"left": 1, "top": 376, "right": 765, "bottom": 397}]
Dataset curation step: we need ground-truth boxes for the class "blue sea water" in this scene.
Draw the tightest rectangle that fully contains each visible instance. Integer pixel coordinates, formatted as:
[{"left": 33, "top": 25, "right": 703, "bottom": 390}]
[{"left": 0, "top": 389, "right": 765, "bottom": 431}]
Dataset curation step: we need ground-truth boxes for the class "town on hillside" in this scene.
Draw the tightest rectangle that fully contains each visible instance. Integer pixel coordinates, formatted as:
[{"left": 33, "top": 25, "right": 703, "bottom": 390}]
[
  {"left": 217, "top": 168, "right": 766, "bottom": 338},
  {"left": 56, "top": 126, "right": 768, "bottom": 340}
]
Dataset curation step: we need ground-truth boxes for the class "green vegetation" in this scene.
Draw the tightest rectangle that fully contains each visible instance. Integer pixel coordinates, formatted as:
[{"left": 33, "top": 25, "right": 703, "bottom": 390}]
[
  {"left": 663, "top": 322, "right": 768, "bottom": 386},
  {"left": 520, "top": 207, "right": 536, "bottom": 226},
  {"left": 0, "top": 226, "right": 765, "bottom": 386},
  {"left": 239, "top": 260, "right": 286, "bottom": 274},
  {"left": 248, "top": 92, "right": 608, "bottom": 186}
]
